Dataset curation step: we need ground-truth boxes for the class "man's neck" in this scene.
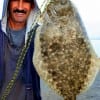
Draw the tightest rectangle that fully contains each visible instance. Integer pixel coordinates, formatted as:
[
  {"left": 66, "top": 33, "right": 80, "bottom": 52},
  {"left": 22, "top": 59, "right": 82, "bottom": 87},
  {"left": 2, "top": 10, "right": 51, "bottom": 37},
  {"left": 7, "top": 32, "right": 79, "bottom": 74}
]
[{"left": 8, "top": 18, "right": 26, "bottom": 31}]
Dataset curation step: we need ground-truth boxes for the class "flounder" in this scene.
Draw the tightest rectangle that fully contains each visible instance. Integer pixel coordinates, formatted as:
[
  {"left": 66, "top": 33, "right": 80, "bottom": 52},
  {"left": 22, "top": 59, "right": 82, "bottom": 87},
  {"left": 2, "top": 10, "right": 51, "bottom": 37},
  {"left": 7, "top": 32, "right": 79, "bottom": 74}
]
[{"left": 33, "top": 0, "right": 100, "bottom": 99}]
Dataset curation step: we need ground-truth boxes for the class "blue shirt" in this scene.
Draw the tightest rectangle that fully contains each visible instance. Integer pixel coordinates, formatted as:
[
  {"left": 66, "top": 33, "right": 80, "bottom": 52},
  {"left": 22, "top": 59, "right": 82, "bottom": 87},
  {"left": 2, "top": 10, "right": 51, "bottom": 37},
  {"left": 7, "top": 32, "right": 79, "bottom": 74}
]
[{"left": 0, "top": 22, "right": 41, "bottom": 100}]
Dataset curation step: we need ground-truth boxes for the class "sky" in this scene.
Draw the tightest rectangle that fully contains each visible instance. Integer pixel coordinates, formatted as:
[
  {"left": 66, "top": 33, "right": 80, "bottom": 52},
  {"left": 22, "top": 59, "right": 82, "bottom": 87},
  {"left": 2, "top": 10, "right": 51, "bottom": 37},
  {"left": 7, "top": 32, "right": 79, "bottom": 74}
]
[
  {"left": 71, "top": 0, "right": 100, "bottom": 57},
  {"left": 71, "top": 0, "right": 100, "bottom": 39},
  {"left": 0, "top": 0, "right": 100, "bottom": 57},
  {"left": 0, "top": 0, "right": 4, "bottom": 19}
]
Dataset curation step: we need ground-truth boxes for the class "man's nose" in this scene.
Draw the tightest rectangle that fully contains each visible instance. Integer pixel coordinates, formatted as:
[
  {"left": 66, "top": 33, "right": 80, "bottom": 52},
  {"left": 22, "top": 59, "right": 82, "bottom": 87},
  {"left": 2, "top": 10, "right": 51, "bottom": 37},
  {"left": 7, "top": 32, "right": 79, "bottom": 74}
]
[{"left": 18, "top": 0, "right": 24, "bottom": 10}]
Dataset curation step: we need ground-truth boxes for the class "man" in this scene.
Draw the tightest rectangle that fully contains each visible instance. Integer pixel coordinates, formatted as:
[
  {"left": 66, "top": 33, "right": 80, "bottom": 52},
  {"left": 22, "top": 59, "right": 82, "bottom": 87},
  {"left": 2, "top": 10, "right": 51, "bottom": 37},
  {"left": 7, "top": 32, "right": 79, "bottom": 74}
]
[{"left": 0, "top": 0, "right": 41, "bottom": 100}]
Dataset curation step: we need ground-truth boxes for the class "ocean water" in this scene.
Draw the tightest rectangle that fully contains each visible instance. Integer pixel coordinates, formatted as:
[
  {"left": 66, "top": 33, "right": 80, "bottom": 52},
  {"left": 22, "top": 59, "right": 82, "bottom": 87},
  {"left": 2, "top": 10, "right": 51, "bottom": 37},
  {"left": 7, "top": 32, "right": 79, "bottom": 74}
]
[
  {"left": 90, "top": 40, "right": 100, "bottom": 57},
  {"left": 40, "top": 40, "right": 100, "bottom": 100}
]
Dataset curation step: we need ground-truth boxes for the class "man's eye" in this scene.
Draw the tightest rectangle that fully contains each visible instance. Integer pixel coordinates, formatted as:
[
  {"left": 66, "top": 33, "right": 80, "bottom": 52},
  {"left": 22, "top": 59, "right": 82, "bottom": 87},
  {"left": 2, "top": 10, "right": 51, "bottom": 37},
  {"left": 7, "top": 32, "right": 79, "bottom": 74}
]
[
  {"left": 11, "top": 0, "right": 19, "bottom": 1},
  {"left": 10, "top": 0, "right": 20, "bottom": 2},
  {"left": 23, "top": 0, "right": 32, "bottom": 3},
  {"left": 10, "top": 0, "right": 32, "bottom": 3}
]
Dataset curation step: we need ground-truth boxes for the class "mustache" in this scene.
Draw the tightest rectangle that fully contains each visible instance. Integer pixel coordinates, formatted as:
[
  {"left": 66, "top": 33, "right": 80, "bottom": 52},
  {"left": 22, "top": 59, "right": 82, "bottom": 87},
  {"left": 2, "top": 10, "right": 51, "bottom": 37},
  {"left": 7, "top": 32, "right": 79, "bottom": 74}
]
[{"left": 13, "top": 9, "right": 26, "bottom": 14}]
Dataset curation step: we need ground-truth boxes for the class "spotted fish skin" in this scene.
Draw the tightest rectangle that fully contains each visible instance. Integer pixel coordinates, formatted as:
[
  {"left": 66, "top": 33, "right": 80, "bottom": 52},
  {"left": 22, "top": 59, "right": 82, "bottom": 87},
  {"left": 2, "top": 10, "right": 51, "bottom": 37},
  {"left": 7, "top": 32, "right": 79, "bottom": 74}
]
[{"left": 33, "top": 0, "right": 99, "bottom": 99}]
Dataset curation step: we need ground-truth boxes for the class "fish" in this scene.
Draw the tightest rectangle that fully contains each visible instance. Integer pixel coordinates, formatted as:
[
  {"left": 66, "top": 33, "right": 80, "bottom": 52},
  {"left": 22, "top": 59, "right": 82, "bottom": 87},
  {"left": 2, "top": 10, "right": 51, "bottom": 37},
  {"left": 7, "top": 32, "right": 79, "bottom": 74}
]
[{"left": 33, "top": 0, "right": 100, "bottom": 99}]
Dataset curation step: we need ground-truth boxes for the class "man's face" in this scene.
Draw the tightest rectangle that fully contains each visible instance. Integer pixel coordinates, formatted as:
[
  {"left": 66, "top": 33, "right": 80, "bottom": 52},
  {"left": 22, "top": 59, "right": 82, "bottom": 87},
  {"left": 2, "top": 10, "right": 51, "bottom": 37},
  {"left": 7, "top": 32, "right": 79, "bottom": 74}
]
[{"left": 8, "top": 0, "right": 33, "bottom": 23}]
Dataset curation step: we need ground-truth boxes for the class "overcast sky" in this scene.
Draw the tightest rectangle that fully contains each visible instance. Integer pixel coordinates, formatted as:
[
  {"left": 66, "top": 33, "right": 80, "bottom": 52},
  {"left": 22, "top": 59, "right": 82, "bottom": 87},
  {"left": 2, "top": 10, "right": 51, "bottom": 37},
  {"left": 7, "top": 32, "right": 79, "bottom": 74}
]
[
  {"left": 0, "top": 0, "right": 4, "bottom": 19},
  {"left": 71, "top": 0, "right": 100, "bottom": 39},
  {"left": 0, "top": 0, "right": 100, "bottom": 57},
  {"left": 71, "top": 0, "right": 100, "bottom": 57}
]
